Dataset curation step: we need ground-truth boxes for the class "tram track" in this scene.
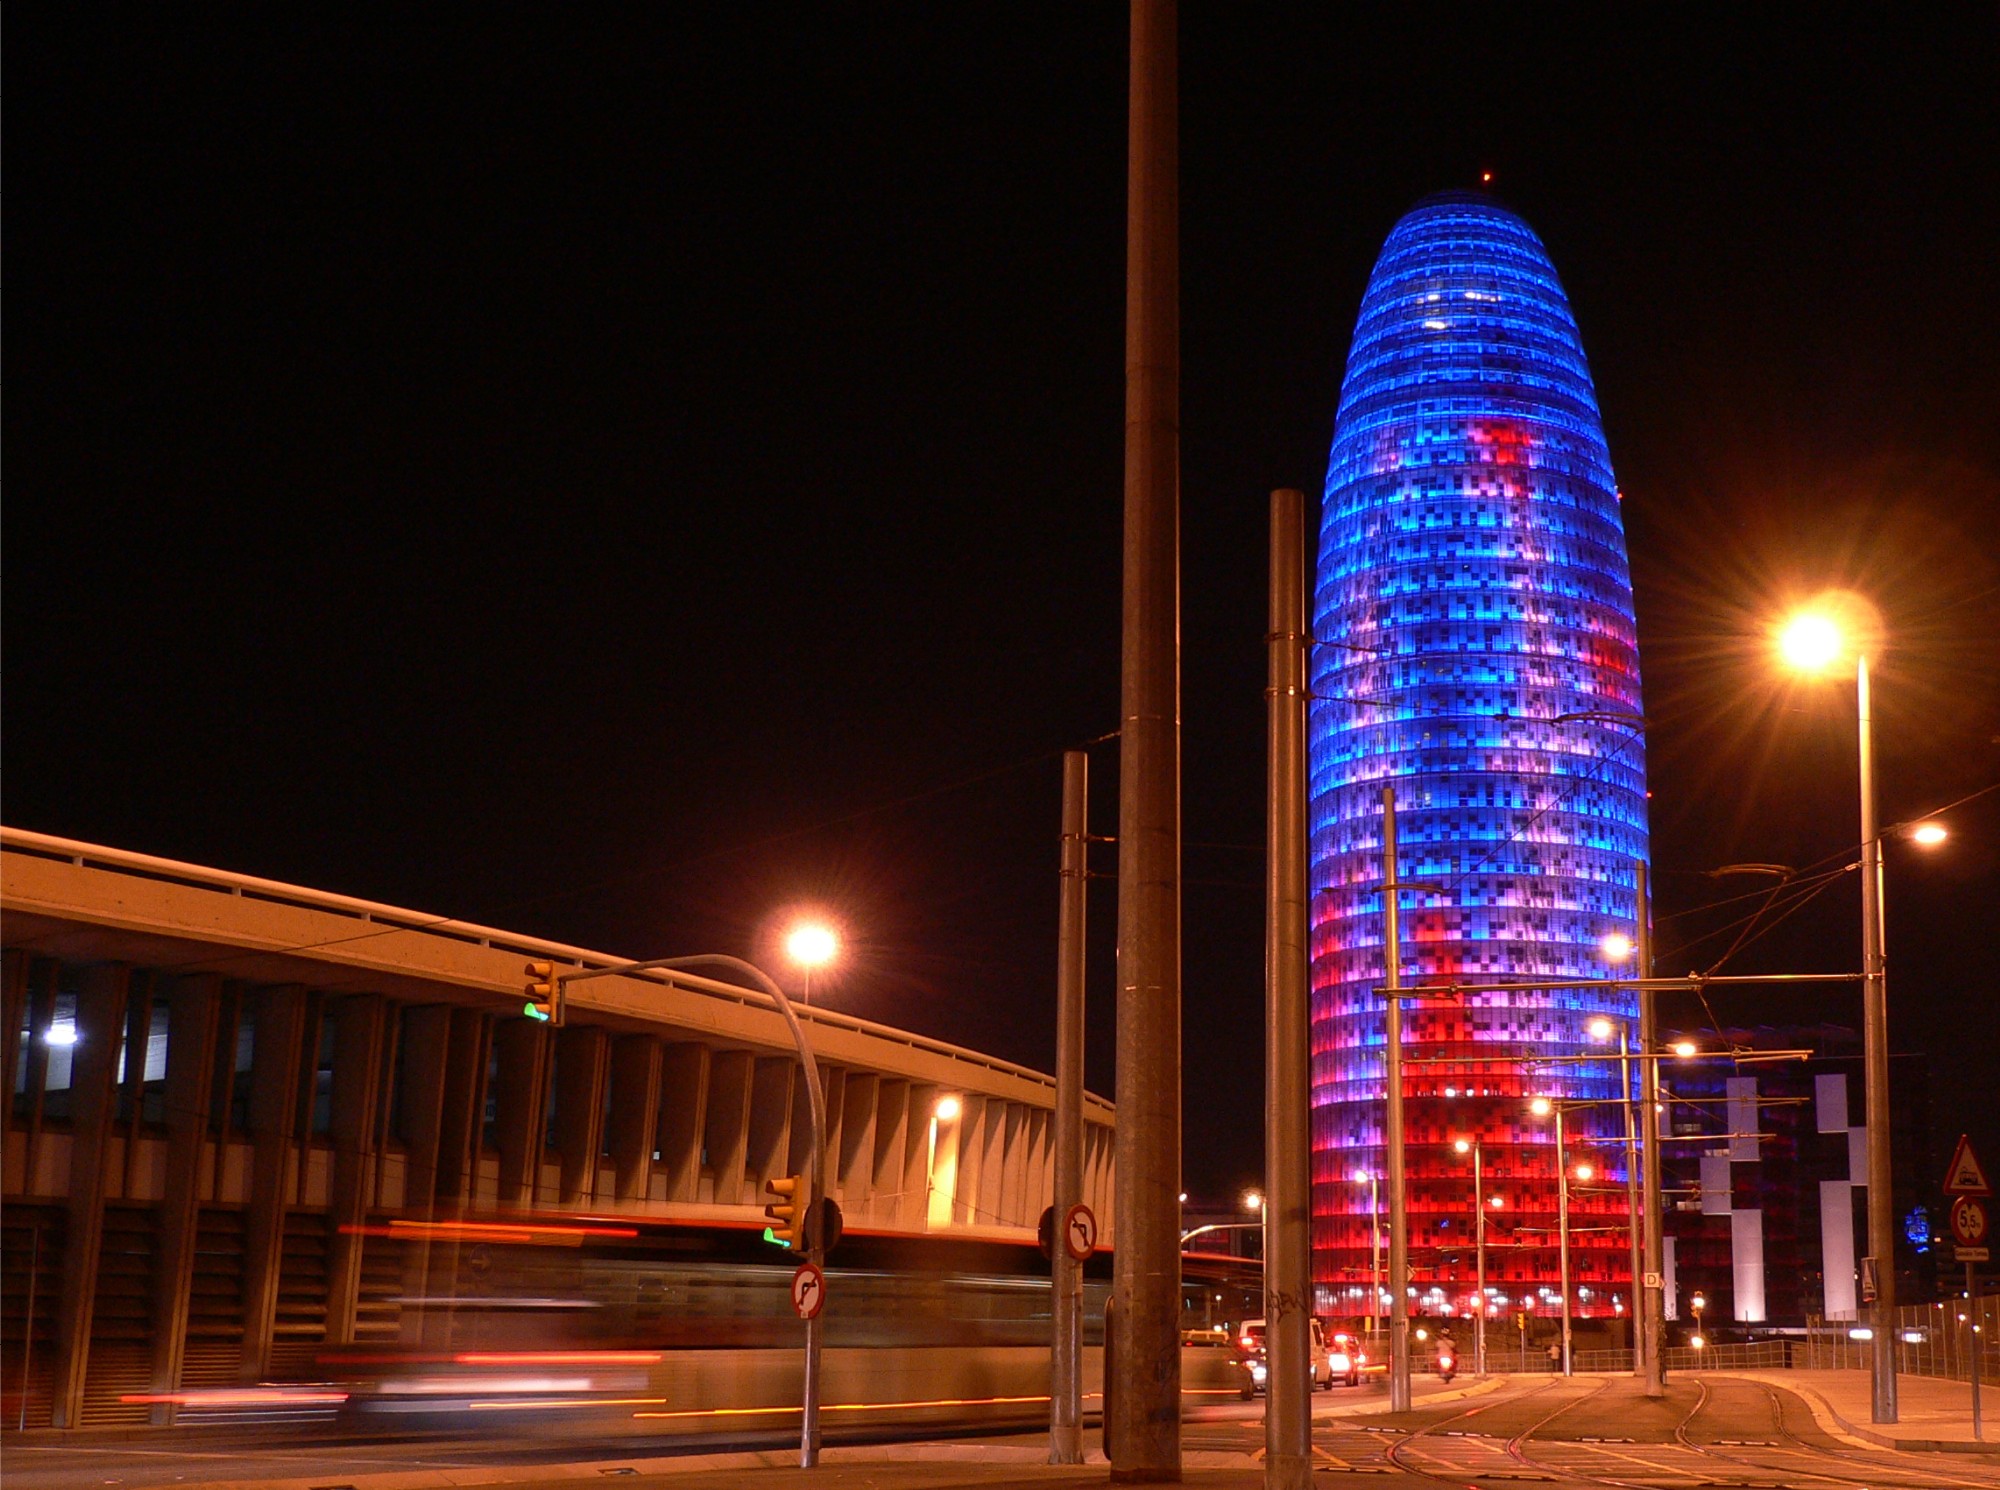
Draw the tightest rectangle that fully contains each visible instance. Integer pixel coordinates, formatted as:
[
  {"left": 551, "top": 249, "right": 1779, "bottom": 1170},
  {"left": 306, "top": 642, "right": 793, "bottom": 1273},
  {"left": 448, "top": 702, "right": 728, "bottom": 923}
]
[{"left": 1374, "top": 1371, "right": 2000, "bottom": 1490}]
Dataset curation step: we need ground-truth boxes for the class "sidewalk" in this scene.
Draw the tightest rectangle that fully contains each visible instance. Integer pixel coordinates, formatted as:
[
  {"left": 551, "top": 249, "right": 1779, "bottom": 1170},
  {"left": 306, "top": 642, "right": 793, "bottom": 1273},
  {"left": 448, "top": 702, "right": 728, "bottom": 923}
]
[{"left": 1717, "top": 1367, "right": 1998, "bottom": 1454}]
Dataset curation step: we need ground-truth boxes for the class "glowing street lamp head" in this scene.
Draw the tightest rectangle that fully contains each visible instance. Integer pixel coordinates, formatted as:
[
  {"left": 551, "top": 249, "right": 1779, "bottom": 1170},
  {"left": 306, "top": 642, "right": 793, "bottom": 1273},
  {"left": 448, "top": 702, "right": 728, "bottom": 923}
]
[
  {"left": 1672, "top": 1040, "right": 1699, "bottom": 1059},
  {"left": 1243, "top": 1190, "right": 1264, "bottom": 1213},
  {"left": 1489, "top": 1194, "right": 1505, "bottom": 1208},
  {"left": 1777, "top": 610, "right": 1844, "bottom": 672},
  {"left": 1910, "top": 821, "right": 1948, "bottom": 847},
  {"left": 933, "top": 1094, "right": 962, "bottom": 1122},
  {"left": 1587, "top": 1016, "right": 1615, "bottom": 1041},
  {"left": 1530, "top": 1097, "right": 1553, "bottom": 1117},
  {"left": 1574, "top": 1163, "right": 1595, "bottom": 1182},
  {"left": 1453, "top": 1138, "right": 1472, "bottom": 1155},
  {"left": 784, "top": 922, "right": 839, "bottom": 969},
  {"left": 1352, "top": 1168, "right": 1372, "bottom": 1186},
  {"left": 1599, "top": 931, "right": 1635, "bottom": 964}
]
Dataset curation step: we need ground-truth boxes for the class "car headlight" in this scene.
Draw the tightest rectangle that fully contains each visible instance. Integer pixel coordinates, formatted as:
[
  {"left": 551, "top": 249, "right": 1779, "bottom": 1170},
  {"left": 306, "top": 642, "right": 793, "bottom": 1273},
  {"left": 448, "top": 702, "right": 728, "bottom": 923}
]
[
  {"left": 1250, "top": 1362, "right": 1267, "bottom": 1381},
  {"left": 1329, "top": 1353, "right": 1351, "bottom": 1370}
]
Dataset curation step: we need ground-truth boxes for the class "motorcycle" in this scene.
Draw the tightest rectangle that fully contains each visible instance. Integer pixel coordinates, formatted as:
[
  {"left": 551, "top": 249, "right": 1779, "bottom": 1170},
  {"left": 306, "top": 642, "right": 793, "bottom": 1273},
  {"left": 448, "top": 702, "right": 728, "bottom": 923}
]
[{"left": 1436, "top": 1350, "right": 1456, "bottom": 1383}]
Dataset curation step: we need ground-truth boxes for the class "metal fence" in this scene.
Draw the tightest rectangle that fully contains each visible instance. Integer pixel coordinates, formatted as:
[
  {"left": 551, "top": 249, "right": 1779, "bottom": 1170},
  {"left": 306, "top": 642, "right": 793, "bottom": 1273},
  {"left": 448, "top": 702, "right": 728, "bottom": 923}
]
[
  {"left": 1806, "top": 1299, "right": 1999, "bottom": 1384},
  {"left": 1568, "top": 1341, "right": 1792, "bottom": 1373}
]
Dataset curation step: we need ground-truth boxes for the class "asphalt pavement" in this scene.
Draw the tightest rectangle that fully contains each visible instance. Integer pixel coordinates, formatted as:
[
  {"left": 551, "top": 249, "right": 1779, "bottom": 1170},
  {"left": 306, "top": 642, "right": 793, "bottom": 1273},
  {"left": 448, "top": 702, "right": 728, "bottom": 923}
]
[{"left": 7, "top": 1372, "right": 1997, "bottom": 1490}]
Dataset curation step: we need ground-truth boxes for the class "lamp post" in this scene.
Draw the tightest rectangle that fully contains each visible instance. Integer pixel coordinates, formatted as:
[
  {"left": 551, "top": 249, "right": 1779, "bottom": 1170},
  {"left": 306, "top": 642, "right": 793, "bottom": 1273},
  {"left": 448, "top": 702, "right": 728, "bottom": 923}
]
[
  {"left": 1353, "top": 1169, "right": 1381, "bottom": 1340},
  {"left": 550, "top": 953, "right": 827, "bottom": 1466},
  {"left": 1244, "top": 1189, "right": 1266, "bottom": 1264},
  {"left": 1588, "top": 998, "right": 1644, "bottom": 1385},
  {"left": 1532, "top": 1096, "right": 1580, "bottom": 1376},
  {"left": 1777, "top": 600, "right": 1896, "bottom": 1423},
  {"left": 1454, "top": 1138, "right": 1486, "bottom": 1376}
]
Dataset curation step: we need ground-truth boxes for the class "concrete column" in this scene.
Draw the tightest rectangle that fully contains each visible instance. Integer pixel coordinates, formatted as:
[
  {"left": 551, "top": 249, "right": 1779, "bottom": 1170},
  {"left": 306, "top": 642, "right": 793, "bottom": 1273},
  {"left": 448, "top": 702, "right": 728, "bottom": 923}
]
[
  {"left": 929, "top": 1098, "right": 970, "bottom": 1229},
  {"left": 50, "top": 963, "right": 128, "bottom": 1428},
  {"left": 432, "top": 1009, "right": 487, "bottom": 1208},
  {"left": 395, "top": 1006, "right": 453, "bottom": 1212},
  {"left": 870, "top": 1080, "right": 910, "bottom": 1224},
  {"left": 817, "top": 1067, "right": 847, "bottom": 1196},
  {"left": 838, "top": 1072, "right": 878, "bottom": 1210},
  {"left": 552, "top": 1025, "right": 611, "bottom": 1204},
  {"left": 656, "top": 1044, "right": 710, "bottom": 1202},
  {"left": 607, "top": 1036, "right": 662, "bottom": 1203},
  {"left": 22, "top": 960, "right": 58, "bottom": 1193},
  {"left": 149, "top": 975, "right": 218, "bottom": 1423},
  {"left": 241, "top": 987, "right": 308, "bottom": 1381},
  {"left": 977, "top": 1100, "right": 1009, "bottom": 1225},
  {"left": 704, "top": 1051, "right": 754, "bottom": 1206},
  {"left": 0, "top": 950, "right": 25, "bottom": 1160},
  {"left": 324, "top": 995, "right": 387, "bottom": 1346},
  {"left": 998, "top": 1102, "right": 1028, "bottom": 1226},
  {"left": 746, "top": 1055, "right": 795, "bottom": 1199},
  {"left": 491, "top": 1018, "right": 551, "bottom": 1208},
  {"left": 902, "top": 1083, "right": 938, "bottom": 1228}
]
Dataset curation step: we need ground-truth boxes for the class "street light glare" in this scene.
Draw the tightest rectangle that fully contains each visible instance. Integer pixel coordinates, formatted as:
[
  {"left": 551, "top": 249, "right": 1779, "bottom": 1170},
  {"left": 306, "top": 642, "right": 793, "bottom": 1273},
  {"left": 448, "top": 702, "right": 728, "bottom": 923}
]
[
  {"left": 1599, "top": 932, "right": 1635, "bottom": 963},
  {"left": 1530, "top": 1097, "right": 1553, "bottom": 1117},
  {"left": 1243, "top": 1190, "right": 1264, "bottom": 1212},
  {"left": 1454, "top": 1138, "right": 1471, "bottom": 1154},
  {"left": 1910, "top": 821, "right": 1948, "bottom": 847},
  {"left": 933, "top": 1094, "right": 961, "bottom": 1122},
  {"left": 1575, "top": 1163, "right": 1595, "bottom": 1181},
  {"left": 1672, "top": 1040, "right": 1698, "bottom": 1058},
  {"left": 784, "top": 922, "right": 839, "bottom": 968},
  {"left": 1777, "top": 611, "right": 1843, "bottom": 672},
  {"left": 1351, "top": 1168, "right": 1371, "bottom": 1185},
  {"left": 1587, "top": 1016, "right": 1614, "bottom": 1040}
]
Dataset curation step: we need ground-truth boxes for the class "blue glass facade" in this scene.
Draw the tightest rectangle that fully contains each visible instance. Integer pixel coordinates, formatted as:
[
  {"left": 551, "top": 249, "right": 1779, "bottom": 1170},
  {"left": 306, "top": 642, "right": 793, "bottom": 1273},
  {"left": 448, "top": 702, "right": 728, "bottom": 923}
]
[{"left": 1310, "top": 194, "right": 1649, "bottom": 1321}]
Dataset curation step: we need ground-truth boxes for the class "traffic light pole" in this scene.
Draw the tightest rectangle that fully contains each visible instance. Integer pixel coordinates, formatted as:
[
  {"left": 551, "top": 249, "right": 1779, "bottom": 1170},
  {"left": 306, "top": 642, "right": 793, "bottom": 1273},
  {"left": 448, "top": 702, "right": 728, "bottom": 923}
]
[{"left": 547, "top": 953, "right": 828, "bottom": 1466}]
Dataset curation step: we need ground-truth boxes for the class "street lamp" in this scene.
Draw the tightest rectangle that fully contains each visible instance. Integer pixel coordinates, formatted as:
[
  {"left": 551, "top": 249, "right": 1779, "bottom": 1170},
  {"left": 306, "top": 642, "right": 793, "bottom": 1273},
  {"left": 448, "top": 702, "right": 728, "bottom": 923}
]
[
  {"left": 1454, "top": 1137, "right": 1487, "bottom": 1376},
  {"left": 1531, "top": 1096, "right": 1585, "bottom": 1376},
  {"left": 784, "top": 921, "right": 840, "bottom": 1006},
  {"left": 1589, "top": 987, "right": 1646, "bottom": 1388},
  {"left": 1776, "top": 595, "right": 1897, "bottom": 1423},
  {"left": 1353, "top": 1169, "right": 1381, "bottom": 1338},
  {"left": 1244, "top": 1189, "right": 1265, "bottom": 1263}
]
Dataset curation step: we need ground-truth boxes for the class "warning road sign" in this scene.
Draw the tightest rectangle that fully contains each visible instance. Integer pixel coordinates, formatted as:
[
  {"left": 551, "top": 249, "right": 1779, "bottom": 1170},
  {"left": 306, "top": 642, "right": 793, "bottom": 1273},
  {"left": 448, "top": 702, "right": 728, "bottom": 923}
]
[{"left": 1944, "top": 1134, "right": 1991, "bottom": 1196}]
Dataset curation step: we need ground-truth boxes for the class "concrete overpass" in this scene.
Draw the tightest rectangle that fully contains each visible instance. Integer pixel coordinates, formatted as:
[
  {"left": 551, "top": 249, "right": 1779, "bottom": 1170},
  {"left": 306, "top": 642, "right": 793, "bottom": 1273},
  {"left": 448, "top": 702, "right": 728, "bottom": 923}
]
[{"left": 0, "top": 828, "right": 1114, "bottom": 1427}]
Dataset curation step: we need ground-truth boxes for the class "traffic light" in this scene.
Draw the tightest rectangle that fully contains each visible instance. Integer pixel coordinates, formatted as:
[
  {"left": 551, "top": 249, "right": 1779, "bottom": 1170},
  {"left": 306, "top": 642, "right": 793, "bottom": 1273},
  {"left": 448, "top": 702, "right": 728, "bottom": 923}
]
[
  {"left": 765, "top": 1174, "right": 805, "bottom": 1249},
  {"left": 523, "top": 961, "right": 562, "bottom": 1024}
]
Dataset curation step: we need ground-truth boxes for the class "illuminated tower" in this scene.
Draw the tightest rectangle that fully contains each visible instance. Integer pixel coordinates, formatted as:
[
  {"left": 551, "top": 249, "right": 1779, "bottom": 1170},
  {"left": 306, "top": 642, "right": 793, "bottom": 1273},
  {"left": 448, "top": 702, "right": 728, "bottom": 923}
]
[{"left": 1309, "top": 193, "right": 1648, "bottom": 1326}]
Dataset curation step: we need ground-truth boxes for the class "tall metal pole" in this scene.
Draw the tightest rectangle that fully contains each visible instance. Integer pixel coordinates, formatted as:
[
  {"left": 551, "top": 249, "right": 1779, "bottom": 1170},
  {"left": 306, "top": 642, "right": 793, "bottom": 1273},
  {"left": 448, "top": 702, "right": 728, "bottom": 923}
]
[
  {"left": 1381, "top": 786, "right": 1411, "bottom": 1412},
  {"left": 1858, "top": 652, "right": 1899, "bottom": 1424},
  {"left": 1637, "top": 862, "right": 1665, "bottom": 1398},
  {"left": 1621, "top": 1026, "right": 1641, "bottom": 1379},
  {"left": 1111, "top": 0, "right": 1182, "bottom": 1477},
  {"left": 1557, "top": 1105, "right": 1573, "bottom": 1376},
  {"left": 1473, "top": 1143, "right": 1486, "bottom": 1377},
  {"left": 1369, "top": 1176, "right": 1380, "bottom": 1340},
  {"left": 1264, "top": 490, "right": 1311, "bottom": 1490},
  {"left": 1050, "top": 751, "right": 1088, "bottom": 1464}
]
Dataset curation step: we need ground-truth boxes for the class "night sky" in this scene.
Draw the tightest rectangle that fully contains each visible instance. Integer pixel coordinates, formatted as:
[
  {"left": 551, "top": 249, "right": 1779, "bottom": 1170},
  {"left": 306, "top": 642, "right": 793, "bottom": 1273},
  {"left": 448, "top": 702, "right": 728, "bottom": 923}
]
[{"left": 7, "top": 9, "right": 1997, "bottom": 1205}]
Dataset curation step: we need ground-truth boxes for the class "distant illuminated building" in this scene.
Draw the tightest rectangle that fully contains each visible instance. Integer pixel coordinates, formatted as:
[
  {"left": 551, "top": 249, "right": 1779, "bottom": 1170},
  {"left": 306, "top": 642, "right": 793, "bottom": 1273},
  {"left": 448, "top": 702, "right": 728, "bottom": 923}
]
[{"left": 1309, "top": 193, "right": 1648, "bottom": 1322}]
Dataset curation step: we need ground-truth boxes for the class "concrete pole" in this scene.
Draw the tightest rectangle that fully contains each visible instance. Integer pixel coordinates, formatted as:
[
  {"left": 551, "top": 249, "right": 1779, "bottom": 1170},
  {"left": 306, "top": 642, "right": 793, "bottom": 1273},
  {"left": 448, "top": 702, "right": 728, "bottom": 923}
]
[
  {"left": 1110, "top": 0, "right": 1182, "bottom": 1478},
  {"left": 1637, "top": 862, "right": 1665, "bottom": 1398},
  {"left": 1858, "top": 652, "right": 1899, "bottom": 1424},
  {"left": 1050, "top": 751, "right": 1088, "bottom": 1465},
  {"left": 1264, "top": 490, "right": 1311, "bottom": 1490},
  {"left": 1557, "top": 1106, "right": 1573, "bottom": 1376},
  {"left": 1622, "top": 1026, "right": 1642, "bottom": 1379},
  {"left": 1381, "top": 786, "right": 1411, "bottom": 1412}
]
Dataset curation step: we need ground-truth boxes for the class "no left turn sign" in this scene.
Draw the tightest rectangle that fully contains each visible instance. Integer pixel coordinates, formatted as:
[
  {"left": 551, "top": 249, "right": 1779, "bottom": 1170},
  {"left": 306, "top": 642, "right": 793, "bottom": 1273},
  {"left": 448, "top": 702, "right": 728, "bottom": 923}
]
[{"left": 791, "top": 1261, "right": 826, "bottom": 1320}]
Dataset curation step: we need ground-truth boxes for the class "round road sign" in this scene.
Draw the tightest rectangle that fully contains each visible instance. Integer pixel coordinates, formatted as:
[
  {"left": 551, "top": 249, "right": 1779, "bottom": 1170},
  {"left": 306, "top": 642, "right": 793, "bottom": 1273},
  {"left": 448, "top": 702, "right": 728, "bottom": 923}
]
[
  {"left": 790, "top": 1260, "right": 827, "bottom": 1320},
  {"left": 1062, "top": 1203, "right": 1098, "bottom": 1261},
  {"left": 1950, "top": 1196, "right": 1988, "bottom": 1248}
]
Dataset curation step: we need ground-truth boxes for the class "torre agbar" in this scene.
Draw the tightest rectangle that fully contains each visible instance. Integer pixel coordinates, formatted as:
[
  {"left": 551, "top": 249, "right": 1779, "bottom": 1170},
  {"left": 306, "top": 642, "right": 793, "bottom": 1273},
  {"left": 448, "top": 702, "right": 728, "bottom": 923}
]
[{"left": 1309, "top": 193, "right": 1649, "bottom": 1326}]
